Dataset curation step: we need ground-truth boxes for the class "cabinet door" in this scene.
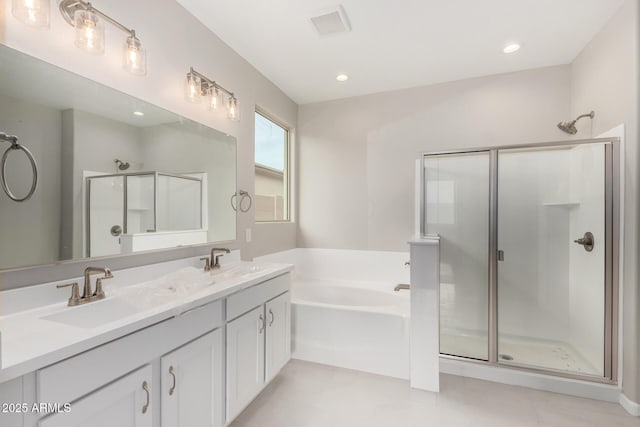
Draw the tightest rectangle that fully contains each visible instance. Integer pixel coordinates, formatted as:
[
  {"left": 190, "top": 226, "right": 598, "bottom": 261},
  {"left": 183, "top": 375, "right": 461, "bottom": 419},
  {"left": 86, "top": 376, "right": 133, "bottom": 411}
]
[
  {"left": 161, "top": 329, "right": 223, "bottom": 427},
  {"left": 226, "top": 306, "right": 265, "bottom": 423},
  {"left": 38, "top": 365, "right": 152, "bottom": 427},
  {"left": 265, "top": 292, "right": 291, "bottom": 382}
]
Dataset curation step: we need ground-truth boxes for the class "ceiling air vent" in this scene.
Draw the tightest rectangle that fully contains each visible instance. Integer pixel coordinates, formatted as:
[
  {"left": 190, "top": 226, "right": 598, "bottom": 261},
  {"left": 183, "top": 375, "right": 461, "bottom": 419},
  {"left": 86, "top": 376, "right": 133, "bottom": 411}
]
[{"left": 310, "top": 5, "right": 351, "bottom": 36}]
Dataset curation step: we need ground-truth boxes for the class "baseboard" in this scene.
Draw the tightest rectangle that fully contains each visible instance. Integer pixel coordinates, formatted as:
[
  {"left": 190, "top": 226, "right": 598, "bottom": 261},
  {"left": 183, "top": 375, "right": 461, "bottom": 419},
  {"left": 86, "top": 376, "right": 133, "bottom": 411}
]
[
  {"left": 440, "top": 357, "right": 620, "bottom": 403},
  {"left": 619, "top": 392, "right": 640, "bottom": 416}
]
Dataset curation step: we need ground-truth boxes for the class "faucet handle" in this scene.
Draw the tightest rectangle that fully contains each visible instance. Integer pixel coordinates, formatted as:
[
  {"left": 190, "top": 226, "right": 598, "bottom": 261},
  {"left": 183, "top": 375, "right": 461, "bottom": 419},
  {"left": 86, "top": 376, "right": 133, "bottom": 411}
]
[
  {"left": 94, "top": 274, "right": 113, "bottom": 300},
  {"left": 214, "top": 253, "right": 225, "bottom": 268},
  {"left": 200, "top": 257, "right": 212, "bottom": 272},
  {"left": 57, "top": 282, "right": 80, "bottom": 306}
]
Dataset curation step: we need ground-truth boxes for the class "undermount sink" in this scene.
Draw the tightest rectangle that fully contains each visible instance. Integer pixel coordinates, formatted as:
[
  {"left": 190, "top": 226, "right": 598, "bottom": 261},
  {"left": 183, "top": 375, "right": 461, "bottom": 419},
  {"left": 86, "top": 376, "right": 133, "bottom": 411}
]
[
  {"left": 41, "top": 298, "right": 140, "bottom": 329},
  {"left": 211, "top": 264, "right": 265, "bottom": 280}
]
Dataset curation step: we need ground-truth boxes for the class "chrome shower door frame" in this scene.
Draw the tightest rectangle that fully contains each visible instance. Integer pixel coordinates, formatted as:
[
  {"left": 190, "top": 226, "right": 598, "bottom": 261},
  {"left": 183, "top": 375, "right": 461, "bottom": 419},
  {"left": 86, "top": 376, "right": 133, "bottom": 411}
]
[{"left": 420, "top": 137, "right": 620, "bottom": 384}]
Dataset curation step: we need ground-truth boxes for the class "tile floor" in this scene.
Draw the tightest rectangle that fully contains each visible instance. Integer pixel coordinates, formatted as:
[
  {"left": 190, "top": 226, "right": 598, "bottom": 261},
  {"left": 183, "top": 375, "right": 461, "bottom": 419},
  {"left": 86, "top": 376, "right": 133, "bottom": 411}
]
[{"left": 230, "top": 360, "right": 639, "bottom": 427}]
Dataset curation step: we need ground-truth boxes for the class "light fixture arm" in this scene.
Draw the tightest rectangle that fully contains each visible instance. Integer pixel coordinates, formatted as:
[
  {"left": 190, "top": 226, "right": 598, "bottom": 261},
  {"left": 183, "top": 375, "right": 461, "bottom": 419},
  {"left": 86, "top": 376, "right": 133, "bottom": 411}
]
[
  {"left": 59, "top": 0, "right": 136, "bottom": 37},
  {"left": 188, "top": 67, "right": 236, "bottom": 101}
]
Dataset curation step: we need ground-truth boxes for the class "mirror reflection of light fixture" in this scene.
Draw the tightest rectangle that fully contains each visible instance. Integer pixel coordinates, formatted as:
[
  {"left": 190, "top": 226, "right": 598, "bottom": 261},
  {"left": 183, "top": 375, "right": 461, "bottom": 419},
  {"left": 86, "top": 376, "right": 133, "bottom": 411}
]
[
  {"left": 59, "top": 0, "right": 147, "bottom": 75},
  {"left": 185, "top": 67, "right": 240, "bottom": 122},
  {"left": 11, "top": 0, "right": 50, "bottom": 28}
]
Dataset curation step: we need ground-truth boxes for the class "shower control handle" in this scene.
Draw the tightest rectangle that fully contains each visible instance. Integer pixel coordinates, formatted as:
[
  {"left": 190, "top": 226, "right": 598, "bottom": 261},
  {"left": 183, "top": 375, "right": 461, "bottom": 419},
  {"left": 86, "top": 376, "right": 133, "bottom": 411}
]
[
  {"left": 574, "top": 232, "right": 594, "bottom": 252},
  {"left": 110, "top": 225, "right": 122, "bottom": 237}
]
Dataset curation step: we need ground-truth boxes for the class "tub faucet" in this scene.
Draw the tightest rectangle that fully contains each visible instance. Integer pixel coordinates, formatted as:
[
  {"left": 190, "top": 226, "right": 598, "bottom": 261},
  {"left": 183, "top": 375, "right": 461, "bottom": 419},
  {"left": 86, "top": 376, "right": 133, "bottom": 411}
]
[
  {"left": 211, "top": 248, "right": 231, "bottom": 269},
  {"left": 394, "top": 284, "right": 410, "bottom": 292}
]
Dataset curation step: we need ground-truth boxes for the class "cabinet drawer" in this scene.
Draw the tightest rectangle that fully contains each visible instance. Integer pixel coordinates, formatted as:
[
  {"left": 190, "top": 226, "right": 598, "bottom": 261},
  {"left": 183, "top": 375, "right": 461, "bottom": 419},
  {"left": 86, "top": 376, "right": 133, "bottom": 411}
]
[
  {"left": 37, "top": 299, "right": 223, "bottom": 406},
  {"left": 226, "top": 273, "right": 290, "bottom": 321}
]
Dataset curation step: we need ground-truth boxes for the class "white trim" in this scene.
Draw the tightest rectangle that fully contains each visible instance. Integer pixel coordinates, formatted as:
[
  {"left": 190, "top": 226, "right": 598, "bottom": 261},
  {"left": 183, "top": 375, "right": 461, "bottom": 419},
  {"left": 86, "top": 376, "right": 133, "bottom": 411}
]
[
  {"left": 440, "top": 358, "right": 620, "bottom": 402},
  {"left": 619, "top": 392, "right": 640, "bottom": 416}
]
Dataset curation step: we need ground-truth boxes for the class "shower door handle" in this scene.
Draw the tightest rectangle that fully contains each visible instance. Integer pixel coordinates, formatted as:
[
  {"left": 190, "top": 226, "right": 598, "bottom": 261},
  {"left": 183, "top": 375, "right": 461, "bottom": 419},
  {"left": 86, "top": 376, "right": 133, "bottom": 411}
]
[
  {"left": 574, "top": 232, "right": 594, "bottom": 252},
  {"left": 497, "top": 250, "right": 504, "bottom": 261}
]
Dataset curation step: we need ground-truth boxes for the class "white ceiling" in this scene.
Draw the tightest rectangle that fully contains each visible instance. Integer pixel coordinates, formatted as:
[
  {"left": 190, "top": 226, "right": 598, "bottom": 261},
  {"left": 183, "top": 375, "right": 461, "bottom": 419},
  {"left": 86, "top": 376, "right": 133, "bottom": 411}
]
[{"left": 177, "top": 0, "right": 624, "bottom": 105}]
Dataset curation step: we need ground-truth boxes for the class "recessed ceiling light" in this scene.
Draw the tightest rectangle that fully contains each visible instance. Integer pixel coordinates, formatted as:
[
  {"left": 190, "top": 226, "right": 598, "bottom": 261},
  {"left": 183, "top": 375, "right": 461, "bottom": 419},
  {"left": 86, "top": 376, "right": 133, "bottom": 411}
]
[
  {"left": 503, "top": 43, "right": 521, "bottom": 54},
  {"left": 133, "top": 111, "right": 145, "bottom": 116},
  {"left": 336, "top": 74, "right": 349, "bottom": 82}
]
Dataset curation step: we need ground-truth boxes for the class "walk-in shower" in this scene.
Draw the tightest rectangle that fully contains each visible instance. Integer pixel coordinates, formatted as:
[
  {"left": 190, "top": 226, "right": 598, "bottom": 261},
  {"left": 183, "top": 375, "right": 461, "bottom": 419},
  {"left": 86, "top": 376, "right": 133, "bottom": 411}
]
[{"left": 421, "top": 137, "right": 619, "bottom": 382}]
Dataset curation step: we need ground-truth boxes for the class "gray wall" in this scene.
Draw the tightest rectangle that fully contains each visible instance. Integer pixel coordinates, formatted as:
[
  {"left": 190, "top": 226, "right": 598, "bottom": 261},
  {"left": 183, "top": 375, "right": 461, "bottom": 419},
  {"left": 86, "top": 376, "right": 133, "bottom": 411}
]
[
  {"left": 570, "top": 0, "right": 639, "bottom": 404},
  {"left": 297, "top": 65, "right": 571, "bottom": 250},
  {"left": 0, "top": 94, "right": 61, "bottom": 268}
]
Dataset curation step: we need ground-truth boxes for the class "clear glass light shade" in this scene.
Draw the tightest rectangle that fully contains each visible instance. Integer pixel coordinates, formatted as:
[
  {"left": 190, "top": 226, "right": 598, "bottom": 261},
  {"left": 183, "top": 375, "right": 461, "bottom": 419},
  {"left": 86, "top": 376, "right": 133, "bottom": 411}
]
[
  {"left": 185, "top": 73, "right": 202, "bottom": 103},
  {"left": 227, "top": 97, "right": 240, "bottom": 121},
  {"left": 208, "top": 86, "right": 221, "bottom": 111},
  {"left": 12, "top": 0, "right": 50, "bottom": 28},
  {"left": 74, "top": 10, "right": 105, "bottom": 55},
  {"left": 123, "top": 35, "right": 147, "bottom": 76}
]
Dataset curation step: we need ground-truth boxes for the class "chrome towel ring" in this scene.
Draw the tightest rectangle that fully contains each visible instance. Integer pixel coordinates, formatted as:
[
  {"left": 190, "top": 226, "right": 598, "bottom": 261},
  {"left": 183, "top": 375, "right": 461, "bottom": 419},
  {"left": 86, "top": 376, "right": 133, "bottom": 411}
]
[
  {"left": 0, "top": 132, "right": 38, "bottom": 202},
  {"left": 231, "top": 190, "right": 252, "bottom": 213}
]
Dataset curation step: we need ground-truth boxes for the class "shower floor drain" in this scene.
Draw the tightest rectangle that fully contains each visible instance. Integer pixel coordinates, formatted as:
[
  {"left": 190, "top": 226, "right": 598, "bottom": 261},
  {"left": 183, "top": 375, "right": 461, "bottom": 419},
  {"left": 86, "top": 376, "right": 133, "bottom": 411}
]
[{"left": 499, "top": 354, "right": 514, "bottom": 361}]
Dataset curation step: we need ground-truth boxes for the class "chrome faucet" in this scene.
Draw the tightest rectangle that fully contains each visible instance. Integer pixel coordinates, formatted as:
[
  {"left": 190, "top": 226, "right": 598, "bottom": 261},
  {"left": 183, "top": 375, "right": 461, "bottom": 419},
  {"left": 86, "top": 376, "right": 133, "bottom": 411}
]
[
  {"left": 57, "top": 266, "right": 113, "bottom": 306},
  {"left": 210, "top": 248, "right": 230, "bottom": 269},
  {"left": 394, "top": 284, "right": 410, "bottom": 292}
]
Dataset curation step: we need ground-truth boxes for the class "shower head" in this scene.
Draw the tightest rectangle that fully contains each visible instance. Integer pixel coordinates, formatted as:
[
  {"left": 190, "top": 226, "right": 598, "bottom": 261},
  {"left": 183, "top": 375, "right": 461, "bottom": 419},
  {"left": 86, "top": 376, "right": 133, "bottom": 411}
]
[
  {"left": 557, "top": 111, "right": 595, "bottom": 135},
  {"left": 114, "top": 159, "right": 130, "bottom": 171}
]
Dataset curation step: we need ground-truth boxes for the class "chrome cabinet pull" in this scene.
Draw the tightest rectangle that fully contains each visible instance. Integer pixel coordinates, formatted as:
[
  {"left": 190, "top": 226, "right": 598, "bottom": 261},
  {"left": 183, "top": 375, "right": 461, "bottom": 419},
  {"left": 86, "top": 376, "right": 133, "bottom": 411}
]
[
  {"left": 142, "top": 381, "right": 150, "bottom": 414},
  {"left": 259, "top": 314, "right": 265, "bottom": 334},
  {"left": 268, "top": 309, "right": 274, "bottom": 326},
  {"left": 169, "top": 366, "right": 176, "bottom": 395}
]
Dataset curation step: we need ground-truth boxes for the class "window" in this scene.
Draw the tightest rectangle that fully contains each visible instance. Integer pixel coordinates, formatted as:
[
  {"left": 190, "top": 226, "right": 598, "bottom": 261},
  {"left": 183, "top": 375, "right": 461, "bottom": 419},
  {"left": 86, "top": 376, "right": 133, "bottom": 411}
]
[{"left": 255, "top": 110, "right": 289, "bottom": 221}]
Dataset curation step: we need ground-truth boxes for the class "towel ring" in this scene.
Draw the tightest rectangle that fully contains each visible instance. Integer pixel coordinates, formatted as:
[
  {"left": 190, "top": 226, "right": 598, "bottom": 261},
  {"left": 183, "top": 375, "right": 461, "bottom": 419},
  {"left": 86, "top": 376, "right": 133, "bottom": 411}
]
[
  {"left": 1, "top": 133, "right": 38, "bottom": 202},
  {"left": 230, "top": 190, "right": 252, "bottom": 213}
]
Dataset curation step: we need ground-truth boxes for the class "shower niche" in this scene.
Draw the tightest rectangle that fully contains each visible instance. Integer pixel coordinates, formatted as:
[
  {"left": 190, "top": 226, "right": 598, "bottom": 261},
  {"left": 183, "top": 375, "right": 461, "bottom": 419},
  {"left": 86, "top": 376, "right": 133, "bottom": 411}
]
[
  {"left": 421, "top": 138, "right": 620, "bottom": 382},
  {"left": 86, "top": 171, "right": 207, "bottom": 257}
]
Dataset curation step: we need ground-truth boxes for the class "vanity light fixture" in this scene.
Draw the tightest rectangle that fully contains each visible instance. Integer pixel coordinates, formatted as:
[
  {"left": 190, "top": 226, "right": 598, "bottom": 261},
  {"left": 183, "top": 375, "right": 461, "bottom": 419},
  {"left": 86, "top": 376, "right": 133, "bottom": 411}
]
[
  {"left": 59, "top": 0, "right": 147, "bottom": 75},
  {"left": 11, "top": 0, "right": 50, "bottom": 28},
  {"left": 336, "top": 73, "right": 349, "bottom": 82},
  {"left": 185, "top": 67, "right": 240, "bottom": 122},
  {"left": 133, "top": 111, "right": 145, "bottom": 116}
]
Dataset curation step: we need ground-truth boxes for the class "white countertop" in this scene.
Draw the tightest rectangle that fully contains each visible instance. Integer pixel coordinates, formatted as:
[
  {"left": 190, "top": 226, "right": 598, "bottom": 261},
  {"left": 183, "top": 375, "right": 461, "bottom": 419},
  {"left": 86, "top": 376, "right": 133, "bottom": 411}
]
[{"left": 0, "top": 259, "right": 293, "bottom": 384}]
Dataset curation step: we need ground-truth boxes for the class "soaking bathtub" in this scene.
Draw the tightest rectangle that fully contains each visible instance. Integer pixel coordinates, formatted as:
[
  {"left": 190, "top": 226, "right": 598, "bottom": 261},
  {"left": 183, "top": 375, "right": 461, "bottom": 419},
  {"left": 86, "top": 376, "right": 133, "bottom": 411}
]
[{"left": 256, "top": 248, "right": 411, "bottom": 379}]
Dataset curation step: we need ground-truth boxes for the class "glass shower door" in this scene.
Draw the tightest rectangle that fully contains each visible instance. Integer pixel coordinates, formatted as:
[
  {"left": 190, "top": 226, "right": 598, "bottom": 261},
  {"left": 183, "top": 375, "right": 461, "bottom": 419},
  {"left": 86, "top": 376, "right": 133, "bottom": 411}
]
[
  {"left": 497, "top": 143, "right": 607, "bottom": 376},
  {"left": 424, "top": 152, "right": 490, "bottom": 360}
]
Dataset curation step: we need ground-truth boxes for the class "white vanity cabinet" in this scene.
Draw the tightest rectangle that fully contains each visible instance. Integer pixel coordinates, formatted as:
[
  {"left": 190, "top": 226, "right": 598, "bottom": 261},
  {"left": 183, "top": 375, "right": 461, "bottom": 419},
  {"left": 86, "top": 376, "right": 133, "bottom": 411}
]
[
  {"left": 226, "top": 305, "right": 266, "bottom": 421},
  {"left": 160, "top": 329, "right": 224, "bottom": 427},
  {"left": 38, "top": 365, "right": 152, "bottom": 427},
  {"left": 225, "top": 274, "right": 291, "bottom": 423},
  {"left": 265, "top": 292, "right": 291, "bottom": 382},
  {"left": 0, "top": 268, "right": 292, "bottom": 427}
]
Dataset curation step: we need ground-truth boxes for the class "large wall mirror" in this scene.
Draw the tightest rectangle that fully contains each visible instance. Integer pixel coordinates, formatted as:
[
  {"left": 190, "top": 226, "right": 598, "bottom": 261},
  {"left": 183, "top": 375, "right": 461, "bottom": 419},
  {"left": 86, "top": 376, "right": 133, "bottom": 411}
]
[{"left": 0, "top": 45, "right": 237, "bottom": 271}]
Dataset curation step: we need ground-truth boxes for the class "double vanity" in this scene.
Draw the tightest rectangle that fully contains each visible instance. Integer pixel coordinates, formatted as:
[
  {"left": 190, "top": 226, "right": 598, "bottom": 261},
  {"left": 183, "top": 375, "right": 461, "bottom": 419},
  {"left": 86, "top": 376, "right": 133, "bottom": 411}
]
[{"left": 0, "top": 253, "right": 292, "bottom": 427}]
